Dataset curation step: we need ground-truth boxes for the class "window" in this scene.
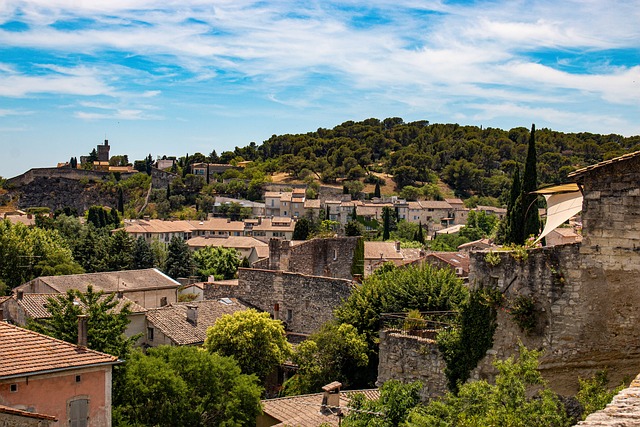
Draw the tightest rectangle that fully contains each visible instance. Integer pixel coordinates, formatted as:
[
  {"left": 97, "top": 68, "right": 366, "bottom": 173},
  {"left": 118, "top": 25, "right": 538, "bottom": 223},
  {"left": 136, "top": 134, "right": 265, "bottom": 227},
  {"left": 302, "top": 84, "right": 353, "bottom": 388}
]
[
  {"left": 286, "top": 309, "right": 293, "bottom": 322},
  {"left": 147, "top": 327, "right": 154, "bottom": 341},
  {"left": 333, "top": 249, "right": 338, "bottom": 260},
  {"left": 10, "top": 384, "right": 17, "bottom": 392},
  {"left": 160, "top": 297, "right": 167, "bottom": 307},
  {"left": 69, "top": 398, "right": 89, "bottom": 427},
  {"left": 75, "top": 375, "right": 82, "bottom": 383}
]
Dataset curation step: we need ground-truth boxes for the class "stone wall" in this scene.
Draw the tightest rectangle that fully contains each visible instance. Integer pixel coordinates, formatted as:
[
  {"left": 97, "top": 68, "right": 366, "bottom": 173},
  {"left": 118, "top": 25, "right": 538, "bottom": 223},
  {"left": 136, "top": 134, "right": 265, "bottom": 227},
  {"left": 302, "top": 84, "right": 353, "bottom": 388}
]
[
  {"left": 268, "top": 237, "right": 359, "bottom": 280},
  {"left": 576, "top": 372, "right": 640, "bottom": 426},
  {"left": 204, "top": 268, "right": 354, "bottom": 335},
  {"left": 377, "top": 330, "right": 448, "bottom": 400}
]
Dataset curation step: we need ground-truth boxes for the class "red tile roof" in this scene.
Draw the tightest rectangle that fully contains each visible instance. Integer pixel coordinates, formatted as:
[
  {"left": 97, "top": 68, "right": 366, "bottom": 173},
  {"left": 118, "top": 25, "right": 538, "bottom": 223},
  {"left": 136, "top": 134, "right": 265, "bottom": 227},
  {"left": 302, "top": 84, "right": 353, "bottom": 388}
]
[
  {"left": 0, "top": 404, "right": 57, "bottom": 421},
  {"left": 14, "top": 293, "right": 146, "bottom": 320},
  {"left": 0, "top": 322, "right": 118, "bottom": 379}
]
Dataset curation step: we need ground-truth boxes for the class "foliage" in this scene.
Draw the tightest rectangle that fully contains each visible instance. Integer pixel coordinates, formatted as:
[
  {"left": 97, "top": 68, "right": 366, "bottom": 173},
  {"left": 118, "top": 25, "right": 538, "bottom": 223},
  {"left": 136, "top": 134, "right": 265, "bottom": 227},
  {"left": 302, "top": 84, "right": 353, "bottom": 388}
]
[
  {"left": 509, "top": 295, "right": 537, "bottom": 333},
  {"left": 132, "top": 236, "right": 155, "bottom": 269},
  {"left": 0, "top": 219, "right": 84, "bottom": 290},
  {"left": 437, "top": 288, "right": 499, "bottom": 392},
  {"left": 106, "top": 229, "right": 135, "bottom": 271},
  {"left": 192, "top": 246, "right": 240, "bottom": 280},
  {"left": 345, "top": 220, "right": 364, "bottom": 237},
  {"left": 577, "top": 370, "right": 626, "bottom": 420},
  {"left": 342, "top": 380, "right": 423, "bottom": 427},
  {"left": 336, "top": 264, "right": 468, "bottom": 385},
  {"left": 114, "top": 346, "right": 262, "bottom": 427},
  {"left": 284, "top": 322, "right": 369, "bottom": 395},
  {"left": 351, "top": 236, "right": 365, "bottom": 276},
  {"left": 505, "top": 165, "right": 523, "bottom": 245},
  {"left": 522, "top": 124, "right": 541, "bottom": 240},
  {"left": 292, "top": 217, "right": 311, "bottom": 240},
  {"left": 382, "top": 207, "right": 392, "bottom": 240},
  {"left": 29, "top": 285, "right": 136, "bottom": 358},
  {"left": 428, "top": 233, "right": 471, "bottom": 252},
  {"left": 165, "top": 236, "right": 193, "bottom": 279},
  {"left": 460, "top": 210, "right": 499, "bottom": 240},
  {"left": 484, "top": 251, "right": 502, "bottom": 267},
  {"left": 205, "top": 308, "right": 292, "bottom": 381},
  {"left": 407, "top": 345, "right": 570, "bottom": 427}
]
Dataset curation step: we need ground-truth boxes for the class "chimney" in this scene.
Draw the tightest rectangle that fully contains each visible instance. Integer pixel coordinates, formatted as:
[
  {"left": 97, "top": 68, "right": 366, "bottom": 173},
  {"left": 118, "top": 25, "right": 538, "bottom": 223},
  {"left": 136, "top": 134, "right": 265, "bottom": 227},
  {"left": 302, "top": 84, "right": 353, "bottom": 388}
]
[
  {"left": 321, "top": 382, "right": 342, "bottom": 415},
  {"left": 186, "top": 305, "right": 198, "bottom": 326},
  {"left": 77, "top": 315, "right": 88, "bottom": 348},
  {"left": 273, "top": 303, "right": 280, "bottom": 320},
  {"left": 16, "top": 290, "right": 24, "bottom": 300},
  {"left": 395, "top": 241, "right": 401, "bottom": 252},
  {"left": 117, "top": 291, "right": 123, "bottom": 299}
]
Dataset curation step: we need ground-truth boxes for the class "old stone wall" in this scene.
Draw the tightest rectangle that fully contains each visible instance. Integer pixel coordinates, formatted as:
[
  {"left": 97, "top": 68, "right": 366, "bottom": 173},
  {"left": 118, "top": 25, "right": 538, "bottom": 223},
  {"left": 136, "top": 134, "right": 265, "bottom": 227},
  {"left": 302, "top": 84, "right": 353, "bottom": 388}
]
[
  {"left": 0, "top": 412, "right": 54, "bottom": 427},
  {"left": 204, "top": 268, "right": 354, "bottom": 335},
  {"left": 267, "top": 237, "right": 359, "bottom": 280},
  {"left": 377, "top": 330, "right": 448, "bottom": 400}
]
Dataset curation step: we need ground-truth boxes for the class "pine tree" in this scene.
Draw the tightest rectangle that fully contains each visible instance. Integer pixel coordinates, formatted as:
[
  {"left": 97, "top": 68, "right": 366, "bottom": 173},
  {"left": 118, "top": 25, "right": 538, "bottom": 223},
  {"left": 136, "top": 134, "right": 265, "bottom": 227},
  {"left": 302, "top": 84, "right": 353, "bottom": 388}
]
[
  {"left": 132, "top": 237, "right": 154, "bottom": 269},
  {"left": 522, "top": 124, "right": 541, "bottom": 240},
  {"left": 165, "top": 236, "right": 193, "bottom": 279}
]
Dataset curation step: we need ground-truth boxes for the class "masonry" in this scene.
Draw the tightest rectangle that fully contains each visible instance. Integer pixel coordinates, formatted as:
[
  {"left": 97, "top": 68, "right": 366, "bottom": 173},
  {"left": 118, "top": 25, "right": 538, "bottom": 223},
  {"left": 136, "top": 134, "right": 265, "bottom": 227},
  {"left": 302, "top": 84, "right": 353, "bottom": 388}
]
[
  {"left": 377, "top": 331, "right": 448, "bottom": 400},
  {"left": 204, "top": 268, "right": 354, "bottom": 335}
]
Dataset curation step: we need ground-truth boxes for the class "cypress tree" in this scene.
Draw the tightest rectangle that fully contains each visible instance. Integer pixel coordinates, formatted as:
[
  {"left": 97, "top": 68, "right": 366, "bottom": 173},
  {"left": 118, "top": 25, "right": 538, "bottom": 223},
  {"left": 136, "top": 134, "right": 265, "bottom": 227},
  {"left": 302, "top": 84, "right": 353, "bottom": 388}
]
[
  {"left": 522, "top": 124, "right": 541, "bottom": 240},
  {"left": 351, "top": 237, "right": 365, "bottom": 276},
  {"left": 351, "top": 205, "right": 357, "bottom": 222},
  {"left": 505, "top": 165, "right": 523, "bottom": 245},
  {"left": 382, "top": 207, "right": 391, "bottom": 241},
  {"left": 117, "top": 188, "right": 125, "bottom": 214},
  {"left": 374, "top": 182, "right": 381, "bottom": 198},
  {"left": 414, "top": 221, "right": 425, "bottom": 244}
]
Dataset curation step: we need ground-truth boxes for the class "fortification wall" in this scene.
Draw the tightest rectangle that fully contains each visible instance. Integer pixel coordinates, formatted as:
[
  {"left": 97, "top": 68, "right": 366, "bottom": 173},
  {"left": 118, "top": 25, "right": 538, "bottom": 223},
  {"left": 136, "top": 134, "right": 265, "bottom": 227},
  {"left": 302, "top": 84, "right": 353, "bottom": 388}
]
[
  {"left": 204, "top": 268, "right": 353, "bottom": 334},
  {"left": 377, "top": 331, "right": 448, "bottom": 400}
]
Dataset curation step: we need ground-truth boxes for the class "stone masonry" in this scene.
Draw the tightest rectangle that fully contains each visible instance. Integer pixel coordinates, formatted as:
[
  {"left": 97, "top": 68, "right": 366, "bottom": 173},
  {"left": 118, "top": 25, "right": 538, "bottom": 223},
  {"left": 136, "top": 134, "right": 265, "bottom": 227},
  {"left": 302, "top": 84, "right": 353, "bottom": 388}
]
[
  {"left": 204, "top": 268, "right": 354, "bottom": 335},
  {"left": 377, "top": 331, "right": 448, "bottom": 400}
]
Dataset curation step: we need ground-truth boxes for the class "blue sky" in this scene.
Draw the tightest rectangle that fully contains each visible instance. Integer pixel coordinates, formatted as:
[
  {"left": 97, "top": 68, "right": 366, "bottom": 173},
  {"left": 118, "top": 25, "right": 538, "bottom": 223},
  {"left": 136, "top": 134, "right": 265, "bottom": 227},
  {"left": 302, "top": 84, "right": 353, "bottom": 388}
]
[{"left": 1, "top": 0, "right": 639, "bottom": 178}]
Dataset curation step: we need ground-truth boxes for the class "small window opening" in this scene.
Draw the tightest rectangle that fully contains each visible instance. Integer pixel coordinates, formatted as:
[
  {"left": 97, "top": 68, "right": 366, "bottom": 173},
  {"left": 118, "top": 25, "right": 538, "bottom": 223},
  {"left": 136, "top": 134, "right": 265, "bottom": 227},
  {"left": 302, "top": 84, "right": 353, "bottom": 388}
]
[
  {"left": 10, "top": 384, "right": 17, "bottom": 392},
  {"left": 76, "top": 375, "right": 82, "bottom": 383}
]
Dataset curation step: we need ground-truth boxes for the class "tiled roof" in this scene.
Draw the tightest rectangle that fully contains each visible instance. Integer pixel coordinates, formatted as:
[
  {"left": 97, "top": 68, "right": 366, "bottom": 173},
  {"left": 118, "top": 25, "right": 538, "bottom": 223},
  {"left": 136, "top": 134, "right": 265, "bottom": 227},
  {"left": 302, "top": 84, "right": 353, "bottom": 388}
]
[
  {"left": 262, "top": 389, "right": 380, "bottom": 427},
  {"left": 419, "top": 200, "right": 452, "bottom": 209},
  {"left": 568, "top": 150, "right": 640, "bottom": 178},
  {"left": 445, "top": 198, "right": 464, "bottom": 205},
  {"left": 123, "top": 219, "right": 192, "bottom": 234},
  {"left": 0, "top": 404, "right": 57, "bottom": 421},
  {"left": 364, "top": 241, "right": 404, "bottom": 260},
  {"left": 145, "top": 299, "right": 248, "bottom": 345},
  {"left": 253, "top": 217, "right": 295, "bottom": 231},
  {"left": 186, "top": 235, "right": 268, "bottom": 249},
  {"left": 426, "top": 252, "right": 469, "bottom": 274},
  {"left": 304, "top": 199, "right": 321, "bottom": 209},
  {"left": 19, "top": 268, "right": 180, "bottom": 294},
  {"left": 475, "top": 205, "right": 507, "bottom": 214},
  {"left": 0, "top": 322, "right": 118, "bottom": 379},
  {"left": 186, "top": 219, "right": 245, "bottom": 232},
  {"left": 254, "top": 246, "right": 270, "bottom": 259},
  {"left": 14, "top": 293, "right": 146, "bottom": 320}
]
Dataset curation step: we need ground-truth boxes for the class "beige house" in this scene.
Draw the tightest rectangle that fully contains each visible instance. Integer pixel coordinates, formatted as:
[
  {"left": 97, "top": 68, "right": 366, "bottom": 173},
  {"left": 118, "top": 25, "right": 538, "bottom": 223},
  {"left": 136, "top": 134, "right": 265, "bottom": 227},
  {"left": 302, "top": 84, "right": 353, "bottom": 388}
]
[
  {"left": 363, "top": 241, "right": 424, "bottom": 277},
  {"left": 14, "top": 268, "right": 181, "bottom": 309},
  {"left": 186, "top": 235, "right": 268, "bottom": 263}
]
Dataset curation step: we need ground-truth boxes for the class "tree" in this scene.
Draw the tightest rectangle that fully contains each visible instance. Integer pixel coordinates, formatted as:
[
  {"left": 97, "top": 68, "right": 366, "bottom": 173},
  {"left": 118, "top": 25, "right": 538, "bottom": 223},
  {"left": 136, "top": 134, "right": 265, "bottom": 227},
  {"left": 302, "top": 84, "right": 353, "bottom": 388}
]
[
  {"left": 414, "top": 222, "right": 425, "bottom": 244},
  {"left": 115, "top": 346, "right": 262, "bottom": 427},
  {"left": 165, "top": 236, "right": 193, "bottom": 279},
  {"left": 88, "top": 148, "right": 98, "bottom": 162},
  {"left": 106, "top": 229, "right": 135, "bottom": 271},
  {"left": 374, "top": 182, "right": 381, "bottom": 198},
  {"left": 292, "top": 217, "right": 311, "bottom": 240},
  {"left": 132, "top": 237, "right": 154, "bottom": 269},
  {"left": 284, "top": 322, "right": 369, "bottom": 395},
  {"left": 351, "top": 236, "right": 365, "bottom": 276},
  {"left": 192, "top": 246, "right": 240, "bottom": 281},
  {"left": 345, "top": 220, "right": 364, "bottom": 237},
  {"left": 343, "top": 380, "right": 423, "bottom": 427},
  {"left": 406, "top": 345, "right": 570, "bottom": 427},
  {"left": 29, "top": 285, "right": 136, "bottom": 358},
  {"left": 382, "top": 206, "right": 392, "bottom": 241},
  {"left": 344, "top": 180, "right": 364, "bottom": 199},
  {"left": 205, "top": 309, "right": 292, "bottom": 381},
  {"left": 504, "top": 165, "right": 523, "bottom": 245},
  {"left": 522, "top": 124, "right": 541, "bottom": 240}
]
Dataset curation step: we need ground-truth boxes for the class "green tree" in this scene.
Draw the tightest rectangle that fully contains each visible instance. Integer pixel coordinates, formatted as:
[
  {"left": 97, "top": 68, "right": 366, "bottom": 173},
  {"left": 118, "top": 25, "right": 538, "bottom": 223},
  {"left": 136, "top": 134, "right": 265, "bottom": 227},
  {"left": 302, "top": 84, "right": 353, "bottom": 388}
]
[
  {"left": 29, "top": 285, "right": 136, "bottom": 358},
  {"left": 374, "top": 182, "right": 381, "bottom": 198},
  {"left": 106, "top": 229, "right": 135, "bottom": 271},
  {"left": 504, "top": 165, "right": 523, "bottom": 245},
  {"left": 382, "top": 207, "right": 392, "bottom": 241},
  {"left": 577, "top": 370, "right": 625, "bottom": 420},
  {"left": 165, "top": 236, "right": 193, "bottom": 279},
  {"left": 292, "top": 217, "right": 311, "bottom": 240},
  {"left": 351, "top": 236, "right": 365, "bottom": 276},
  {"left": 205, "top": 309, "right": 292, "bottom": 381},
  {"left": 192, "top": 246, "right": 240, "bottom": 281},
  {"left": 522, "top": 124, "right": 541, "bottom": 240},
  {"left": 132, "top": 237, "right": 154, "bottom": 269},
  {"left": 284, "top": 322, "right": 369, "bottom": 395},
  {"left": 115, "top": 346, "right": 262, "bottom": 427},
  {"left": 345, "top": 220, "right": 364, "bottom": 237},
  {"left": 407, "top": 345, "right": 570, "bottom": 427},
  {"left": 414, "top": 222, "right": 425, "bottom": 244}
]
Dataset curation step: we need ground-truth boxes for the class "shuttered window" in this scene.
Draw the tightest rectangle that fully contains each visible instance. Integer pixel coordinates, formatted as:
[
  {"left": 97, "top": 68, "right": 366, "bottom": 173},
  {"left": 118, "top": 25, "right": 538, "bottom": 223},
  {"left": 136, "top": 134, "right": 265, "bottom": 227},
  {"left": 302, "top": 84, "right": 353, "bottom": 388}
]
[{"left": 69, "top": 398, "right": 89, "bottom": 427}]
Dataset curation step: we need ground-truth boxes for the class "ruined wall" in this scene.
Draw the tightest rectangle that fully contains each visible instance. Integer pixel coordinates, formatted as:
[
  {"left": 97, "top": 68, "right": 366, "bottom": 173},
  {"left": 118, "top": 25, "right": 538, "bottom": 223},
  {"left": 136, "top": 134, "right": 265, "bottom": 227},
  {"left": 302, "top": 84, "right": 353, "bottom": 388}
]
[
  {"left": 204, "top": 268, "right": 353, "bottom": 335},
  {"left": 268, "top": 237, "right": 359, "bottom": 280},
  {"left": 377, "top": 331, "right": 448, "bottom": 400}
]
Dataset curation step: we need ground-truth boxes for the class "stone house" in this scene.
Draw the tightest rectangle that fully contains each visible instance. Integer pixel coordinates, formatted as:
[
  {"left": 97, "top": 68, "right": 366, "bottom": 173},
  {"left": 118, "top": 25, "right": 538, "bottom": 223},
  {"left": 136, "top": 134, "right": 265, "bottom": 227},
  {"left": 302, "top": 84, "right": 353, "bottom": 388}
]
[
  {"left": 0, "top": 322, "right": 119, "bottom": 427},
  {"left": 0, "top": 404, "right": 57, "bottom": 426},
  {"left": 185, "top": 235, "right": 268, "bottom": 263},
  {"left": 424, "top": 252, "right": 469, "bottom": 277},
  {"left": 363, "top": 241, "right": 424, "bottom": 277},
  {"left": 14, "top": 268, "right": 181, "bottom": 310},
  {"left": 144, "top": 299, "right": 248, "bottom": 347}
]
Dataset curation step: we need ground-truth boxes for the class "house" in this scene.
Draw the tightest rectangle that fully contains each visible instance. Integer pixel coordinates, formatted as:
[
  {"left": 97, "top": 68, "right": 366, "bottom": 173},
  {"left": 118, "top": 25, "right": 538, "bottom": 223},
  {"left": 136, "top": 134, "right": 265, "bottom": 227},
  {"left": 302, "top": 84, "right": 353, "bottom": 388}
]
[
  {"left": 0, "top": 403, "right": 57, "bottom": 426},
  {"left": 258, "top": 382, "right": 379, "bottom": 427},
  {"left": 424, "top": 252, "right": 470, "bottom": 277},
  {"left": 177, "top": 282, "right": 204, "bottom": 301},
  {"left": 213, "top": 196, "right": 266, "bottom": 217},
  {"left": 0, "top": 322, "right": 119, "bottom": 427},
  {"left": 121, "top": 219, "right": 193, "bottom": 244},
  {"left": 14, "top": 268, "right": 181, "bottom": 309},
  {"left": 457, "top": 238, "right": 494, "bottom": 252},
  {"left": 265, "top": 190, "right": 307, "bottom": 218},
  {"left": 1, "top": 292, "right": 147, "bottom": 346},
  {"left": 144, "top": 299, "right": 248, "bottom": 346},
  {"left": 545, "top": 227, "right": 582, "bottom": 246},
  {"left": 3, "top": 211, "right": 36, "bottom": 227},
  {"left": 185, "top": 235, "right": 268, "bottom": 263},
  {"left": 249, "top": 217, "right": 296, "bottom": 241},
  {"left": 190, "top": 162, "right": 238, "bottom": 177},
  {"left": 474, "top": 205, "right": 507, "bottom": 220},
  {"left": 363, "top": 241, "right": 423, "bottom": 277}
]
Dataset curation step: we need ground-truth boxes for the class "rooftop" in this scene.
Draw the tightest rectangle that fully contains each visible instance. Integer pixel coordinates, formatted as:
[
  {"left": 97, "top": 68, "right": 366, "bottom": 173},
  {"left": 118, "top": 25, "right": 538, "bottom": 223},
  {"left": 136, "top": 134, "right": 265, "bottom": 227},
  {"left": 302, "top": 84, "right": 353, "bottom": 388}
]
[
  {"left": 11, "top": 293, "right": 146, "bottom": 320},
  {"left": 0, "top": 322, "right": 118, "bottom": 379},
  {"left": 0, "top": 404, "right": 57, "bottom": 422},
  {"left": 568, "top": 150, "right": 640, "bottom": 178},
  {"left": 186, "top": 235, "right": 268, "bottom": 249},
  {"left": 364, "top": 241, "right": 404, "bottom": 260}
]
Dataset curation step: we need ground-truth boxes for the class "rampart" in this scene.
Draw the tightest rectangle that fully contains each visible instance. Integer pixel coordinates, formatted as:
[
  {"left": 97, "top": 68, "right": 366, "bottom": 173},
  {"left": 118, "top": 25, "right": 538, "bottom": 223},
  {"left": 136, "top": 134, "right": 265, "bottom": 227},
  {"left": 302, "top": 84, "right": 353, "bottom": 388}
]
[{"left": 204, "top": 268, "right": 354, "bottom": 335}]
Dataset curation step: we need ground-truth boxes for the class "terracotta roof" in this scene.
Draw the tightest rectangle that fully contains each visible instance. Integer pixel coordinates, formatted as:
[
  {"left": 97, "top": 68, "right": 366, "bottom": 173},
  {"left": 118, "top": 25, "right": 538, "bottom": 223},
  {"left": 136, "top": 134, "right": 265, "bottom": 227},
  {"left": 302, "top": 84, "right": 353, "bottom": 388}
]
[
  {"left": 18, "top": 268, "right": 180, "bottom": 294},
  {"left": 123, "top": 219, "right": 192, "bottom": 234},
  {"left": 445, "top": 198, "right": 464, "bottom": 205},
  {"left": 0, "top": 404, "right": 57, "bottom": 421},
  {"left": 254, "top": 246, "right": 270, "bottom": 259},
  {"left": 568, "top": 150, "right": 640, "bottom": 178},
  {"left": 14, "top": 293, "right": 146, "bottom": 320},
  {"left": 457, "top": 238, "right": 494, "bottom": 250},
  {"left": 0, "top": 322, "right": 118, "bottom": 379},
  {"left": 253, "top": 217, "right": 295, "bottom": 232},
  {"left": 425, "top": 252, "right": 469, "bottom": 275},
  {"left": 304, "top": 199, "right": 321, "bottom": 209},
  {"left": 186, "top": 235, "right": 268, "bottom": 249},
  {"left": 475, "top": 205, "right": 507, "bottom": 214},
  {"left": 364, "top": 241, "right": 404, "bottom": 260},
  {"left": 262, "top": 389, "right": 380, "bottom": 427},
  {"left": 186, "top": 219, "right": 245, "bottom": 232},
  {"left": 356, "top": 206, "right": 382, "bottom": 217},
  {"left": 145, "top": 299, "right": 248, "bottom": 345},
  {"left": 420, "top": 201, "right": 452, "bottom": 209}
]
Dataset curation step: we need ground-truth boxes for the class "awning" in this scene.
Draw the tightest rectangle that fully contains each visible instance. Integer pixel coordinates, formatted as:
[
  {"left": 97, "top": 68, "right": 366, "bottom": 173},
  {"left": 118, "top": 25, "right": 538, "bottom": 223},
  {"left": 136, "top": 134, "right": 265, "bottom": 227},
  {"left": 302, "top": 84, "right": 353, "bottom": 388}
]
[
  {"left": 532, "top": 183, "right": 580, "bottom": 195},
  {"left": 534, "top": 190, "right": 583, "bottom": 243}
]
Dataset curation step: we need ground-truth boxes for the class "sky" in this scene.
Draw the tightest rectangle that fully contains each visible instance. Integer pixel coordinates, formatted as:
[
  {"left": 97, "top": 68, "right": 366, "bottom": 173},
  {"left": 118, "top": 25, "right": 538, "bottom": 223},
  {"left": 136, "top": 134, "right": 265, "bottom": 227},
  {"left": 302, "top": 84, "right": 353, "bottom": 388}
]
[{"left": 1, "top": 0, "right": 639, "bottom": 178}]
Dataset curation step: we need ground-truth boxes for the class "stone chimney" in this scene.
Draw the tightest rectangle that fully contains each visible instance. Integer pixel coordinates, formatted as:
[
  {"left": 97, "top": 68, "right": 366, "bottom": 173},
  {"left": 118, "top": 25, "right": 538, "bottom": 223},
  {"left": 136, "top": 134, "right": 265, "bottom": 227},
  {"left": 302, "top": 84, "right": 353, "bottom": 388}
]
[
  {"left": 321, "top": 382, "right": 342, "bottom": 415},
  {"left": 77, "top": 315, "right": 88, "bottom": 348},
  {"left": 395, "top": 241, "right": 401, "bottom": 252},
  {"left": 186, "top": 305, "right": 198, "bottom": 326}
]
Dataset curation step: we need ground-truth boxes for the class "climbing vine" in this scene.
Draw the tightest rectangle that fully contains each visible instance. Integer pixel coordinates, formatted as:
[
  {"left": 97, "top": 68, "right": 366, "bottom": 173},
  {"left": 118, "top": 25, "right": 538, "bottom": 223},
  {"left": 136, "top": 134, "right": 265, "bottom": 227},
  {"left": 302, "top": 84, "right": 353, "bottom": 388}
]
[{"left": 437, "top": 287, "right": 500, "bottom": 392}]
